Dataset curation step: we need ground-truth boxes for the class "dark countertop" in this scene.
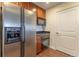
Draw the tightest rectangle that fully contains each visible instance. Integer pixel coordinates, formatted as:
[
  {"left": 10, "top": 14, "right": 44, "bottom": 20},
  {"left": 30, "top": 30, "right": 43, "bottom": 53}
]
[{"left": 36, "top": 31, "right": 50, "bottom": 34}]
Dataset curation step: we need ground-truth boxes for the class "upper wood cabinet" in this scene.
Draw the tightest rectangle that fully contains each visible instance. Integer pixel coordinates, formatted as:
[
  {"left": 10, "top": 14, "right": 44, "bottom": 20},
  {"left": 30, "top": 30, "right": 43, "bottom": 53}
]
[
  {"left": 20, "top": 2, "right": 36, "bottom": 10},
  {"left": 20, "top": 2, "right": 29, "bottom": 9},
  {"left": 0, "top": 2, "right": 2, "bottom": 7},
  {"left": 36, "top": 6, "right": 46, "bottom": 19},
  {"left": 2, "top": 2, "right": 19, "bottom": 7},
  {"left": 29, "top": 2, "right": 36, "bottom": 10},
  {"left": 10, "top": 2, "right": 19, "bottom": 6}
]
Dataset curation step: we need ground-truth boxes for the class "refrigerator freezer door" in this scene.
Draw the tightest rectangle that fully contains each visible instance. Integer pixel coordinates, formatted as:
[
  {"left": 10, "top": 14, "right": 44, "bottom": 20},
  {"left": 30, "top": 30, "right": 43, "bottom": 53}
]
[
  {"left": 3, "top": 5, "right": 21, "bottom": 27},
  {"left": 3, "top": 5, "right": 21, "bottom": 57},
  {"left": 24, "top": 9, "right": 36, "bottom": 57}
]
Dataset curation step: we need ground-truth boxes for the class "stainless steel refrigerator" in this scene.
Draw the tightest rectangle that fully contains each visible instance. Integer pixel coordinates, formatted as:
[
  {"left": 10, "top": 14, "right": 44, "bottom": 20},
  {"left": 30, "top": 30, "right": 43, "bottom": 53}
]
[{"left": 2, "top": 4, "right": 36, "bottom": 57}]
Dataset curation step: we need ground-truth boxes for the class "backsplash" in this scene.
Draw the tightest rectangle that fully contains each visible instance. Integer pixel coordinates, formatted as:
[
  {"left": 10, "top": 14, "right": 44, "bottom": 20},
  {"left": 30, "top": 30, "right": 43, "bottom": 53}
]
[{"left": 36, "top": 25, "right": 45, "bottom": 31}]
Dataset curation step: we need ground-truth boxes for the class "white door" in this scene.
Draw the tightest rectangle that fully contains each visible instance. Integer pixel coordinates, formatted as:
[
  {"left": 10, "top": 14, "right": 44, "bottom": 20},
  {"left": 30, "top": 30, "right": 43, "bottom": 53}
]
[{"left": 55, "top": 7, "right": 78, "bottom": 56}]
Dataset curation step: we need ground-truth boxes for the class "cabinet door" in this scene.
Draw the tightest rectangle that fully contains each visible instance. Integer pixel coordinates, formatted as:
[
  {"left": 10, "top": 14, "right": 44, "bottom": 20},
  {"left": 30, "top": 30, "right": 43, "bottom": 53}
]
[
  {"left": 18, "top": 2, "right": 22, "bottom": 7},
  {"left": 21, "top": 2, "right": 29, "bottom": 9},
  {"left": 0, "top": 2, "right": 2, "bottom": 7},
  {"left": 2, "top": 2, "right": 19, "bottom": 7},
  {"left": 28, "top": 2, "right": 33, "bottom": 10},
  {"left": 28, "top": 3, "right": 36, "bottom": 10},
  {"left": 11, "top": 2, "right": 19, "bottom": 6},
  {"left": 36, "top": 35, "right": 42, "bottom": 54},
  {"left": 37, "top": 7, "right": 46, "bottom": 19},
  {"left": 42, "top": 9, "right": 46, "bottom": 18}
]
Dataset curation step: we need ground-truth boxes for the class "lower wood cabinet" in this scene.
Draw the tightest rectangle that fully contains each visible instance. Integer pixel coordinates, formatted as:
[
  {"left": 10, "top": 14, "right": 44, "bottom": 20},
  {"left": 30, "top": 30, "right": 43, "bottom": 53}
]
[{"left": 36, "top": 35, "right": 42, "bottom": 54}]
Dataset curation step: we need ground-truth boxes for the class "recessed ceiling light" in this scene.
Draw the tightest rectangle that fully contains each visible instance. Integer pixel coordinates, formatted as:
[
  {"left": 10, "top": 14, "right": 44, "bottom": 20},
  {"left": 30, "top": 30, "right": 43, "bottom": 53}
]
[
  {"left": 32, "top": 8, "right": 36, "bottom": 12},
  {"left": 27, "top": 10, "right": 33, "bottom": 15},
  {"left": 46, "top": 2, "right": 50, "bottom": 4}
]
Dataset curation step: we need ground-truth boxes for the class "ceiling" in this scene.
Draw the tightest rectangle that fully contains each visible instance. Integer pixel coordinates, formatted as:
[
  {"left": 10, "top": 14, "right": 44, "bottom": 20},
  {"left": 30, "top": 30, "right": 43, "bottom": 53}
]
[{"left": 33, "top": 2, "right": 63, "bottom": 10}]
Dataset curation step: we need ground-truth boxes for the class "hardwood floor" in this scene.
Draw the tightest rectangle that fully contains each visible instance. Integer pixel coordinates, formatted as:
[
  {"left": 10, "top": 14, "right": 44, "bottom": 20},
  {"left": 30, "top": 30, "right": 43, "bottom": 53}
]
[
  {"left": 4, "top": 43, "right": 72, "bottom": 57},
  {"left": 37, "top": 48, "right": 72, "bottom": 57}
]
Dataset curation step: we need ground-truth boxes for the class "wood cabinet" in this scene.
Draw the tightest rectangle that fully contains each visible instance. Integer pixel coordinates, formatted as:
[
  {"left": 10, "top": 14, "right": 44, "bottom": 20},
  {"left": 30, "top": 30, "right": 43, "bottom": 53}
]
[
  {"left": 20, "top": 2, "right": 29, "bottom": 9},
  {"left": 36, "top": 35, "right": 42, "bottom": 54},
  {"left": 0, "top": 2, "right": 2, "bottom": 7},
  {"left": 10, "top": 2, "right": 19, "bottom": 6},
  {"left": 29, "top": 2, "right": 36, "bottom": 10},
  {"left": 19, "top": 2, "right": 36, "bottom": 10},
  {"left": 2, "top": 2, "right": 19, "bottom": 7},
  {"left": 36, "top": 6, "right": 46, "bottom": 19}
]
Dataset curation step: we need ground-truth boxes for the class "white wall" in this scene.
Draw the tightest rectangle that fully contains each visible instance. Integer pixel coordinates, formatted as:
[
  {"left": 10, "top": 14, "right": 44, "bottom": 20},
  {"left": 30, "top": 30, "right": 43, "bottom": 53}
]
[{"left": 45, "top": 2, "right": 79, "bottom": 50}]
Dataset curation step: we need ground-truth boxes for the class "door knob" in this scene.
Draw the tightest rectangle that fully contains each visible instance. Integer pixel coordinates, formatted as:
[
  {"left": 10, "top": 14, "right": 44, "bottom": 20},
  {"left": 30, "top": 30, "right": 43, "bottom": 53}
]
[{"left": 56, "top": 32, "right": 59, "bottom": 34}]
